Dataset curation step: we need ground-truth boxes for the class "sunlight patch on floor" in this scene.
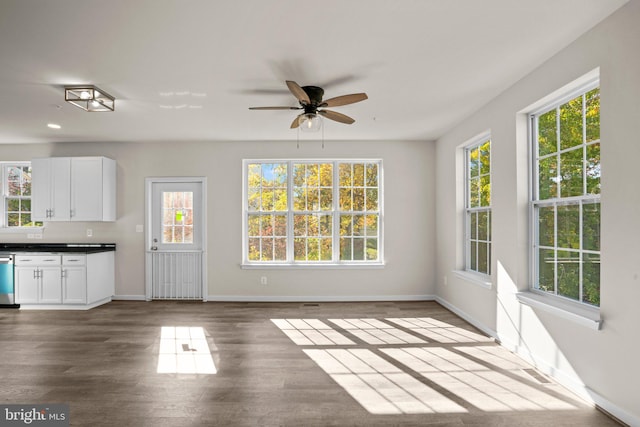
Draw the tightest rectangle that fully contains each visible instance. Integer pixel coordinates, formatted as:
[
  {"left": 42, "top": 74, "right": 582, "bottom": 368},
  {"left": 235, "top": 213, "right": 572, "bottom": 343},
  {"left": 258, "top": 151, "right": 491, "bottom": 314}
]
[
  {"left": 304, "top": 348, "right": 467, "bottom": 414},
  {"left": 271, "top": 319, "right": 355, "bottom": 345},
  {"left": 328, "top": 318, "right": 426, "bottom": 344},
  {"left": 157, "top": 326, "right": 217, "bottom": 374},
  {"left": 382, "top": 346, "right": 578, "bottom": 412},
  {"left": 385, "top": 318, "right": 494, "bottom": 343}
]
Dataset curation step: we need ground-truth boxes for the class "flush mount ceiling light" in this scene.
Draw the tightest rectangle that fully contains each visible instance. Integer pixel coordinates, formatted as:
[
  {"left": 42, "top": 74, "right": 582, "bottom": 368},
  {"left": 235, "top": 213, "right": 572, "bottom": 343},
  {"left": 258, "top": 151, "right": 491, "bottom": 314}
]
[{"left": 64, "top": 85, "right": 115, "bottom": 112}]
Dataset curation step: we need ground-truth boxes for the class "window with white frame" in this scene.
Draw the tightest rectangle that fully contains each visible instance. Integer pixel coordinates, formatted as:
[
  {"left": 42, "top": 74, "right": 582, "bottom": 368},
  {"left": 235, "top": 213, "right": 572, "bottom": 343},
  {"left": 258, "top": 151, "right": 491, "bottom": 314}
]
[
  {"left": 244, "top": 160, "right": 382, "bottom": 265},
  {"left": 465, "top": 138, "right": 491, "bottom": 275},
  {"left": 1, "top": 162, "right": 42, "bottom": 229},
  {"left": 531, "top": 82, "right": 600, "bottom": 307}
]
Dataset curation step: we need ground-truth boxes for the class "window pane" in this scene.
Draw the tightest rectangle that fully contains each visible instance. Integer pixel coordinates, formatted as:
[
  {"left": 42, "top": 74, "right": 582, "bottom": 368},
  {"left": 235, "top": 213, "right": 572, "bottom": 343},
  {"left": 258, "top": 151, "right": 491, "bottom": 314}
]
[
  {"left": 538, "top": 206, "right": 555, "bottom": 247},
  {"left": 557, "top": 204, "right": 580, "bottom": 249},
  {"left": 469, "top": 147, "right": 479, "bottom": 178},
  {"left": 366, "top": 164, "right": 378, "bottom": 186},
  {"left": 586, "top": 143, "right": 600, "bottom": 195},
  {"left": 274, "top": 238, "right": 287, "bottom": 261},
  {"left": 479, "top": 175, "right": 490, "bottom": 206},
  {"left": 469, "top": 178, "right": 480, "bottom": 208},
  {"left": 560, "top": 148, "right": 584, "bottom": 197},
  {"left": 340, "top": 238, "right": 352, "bottom": 260},
  {"left": 583, "top": 253, "right": 600, "bottom": 306},
  {"left": 560, "top": 96, "right": 583, "bottom": 150},
  {"left": 477, "top": 210, "right": 488, "bottom": 241},
  {"left": 365, "top": 215, "right": 378, "bottom": 236},
  {"left": 478, "top": 242, "right": 488, "bottom": 274},
  {"left": 366, "top": 238, "right": 378, "bottom": 261},
  {"left": 479, "top": 141, "right": 490, "bottom": 175},
  {"left": 353, "top": 238, "right": 365, "bottom": 260},
  {"left": 557, "top": 250, "right": 580, "bottom": 301},
  {"left": 585, "top": 88, "right": 600, "bottom": 143},
  {"left": 470, "top": 212, "right": 477, "bottom": 240},
  {"left": 353, "top": 188, "right": 365, "bottom": 211},
  {"left": 538, "top": 109, "right": 557, "bottom": 157},
  {"left": 538, "top": 249, "right": 555, "bottom": 293},
  {"left": 339, "top": 163, "right": 352, "bottom": 187},
  {"left": 366, "top": 189, "right": 378, "bottom": 211},
  {"left": 353, "top": 164, "right": 365, "bottom": 187},
  {"left": 248, "top": 215, "right": 260, "bottom": 236},
  {"left": 470, "top": 242, "right": 477, "bottom": 271},
  {"left": 7, "top": 198, "right": 20, "bottom": 212},
  {"left": 538, "top": 156, "right": 558, "bottom": 200},
  {"left": 339, "top": 188, "right": 352, "bottom": 210},
  {"left": 582, "top": 202, "right": 600, "bottom": 251}
]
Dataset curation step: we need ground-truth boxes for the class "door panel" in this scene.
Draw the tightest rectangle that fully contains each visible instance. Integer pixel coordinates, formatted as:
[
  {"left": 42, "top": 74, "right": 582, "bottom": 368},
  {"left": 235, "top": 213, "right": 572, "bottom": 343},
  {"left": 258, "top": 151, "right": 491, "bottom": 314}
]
[{"left": 146, "top": 179, "right": 206, "bottom": 301}]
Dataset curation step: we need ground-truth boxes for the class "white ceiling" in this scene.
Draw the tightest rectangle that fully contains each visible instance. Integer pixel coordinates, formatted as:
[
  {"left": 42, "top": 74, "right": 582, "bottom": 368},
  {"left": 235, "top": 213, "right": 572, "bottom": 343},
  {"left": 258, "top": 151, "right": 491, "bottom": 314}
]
[{"left": 0, "top": 0, "right": 628, "bottom": 144}]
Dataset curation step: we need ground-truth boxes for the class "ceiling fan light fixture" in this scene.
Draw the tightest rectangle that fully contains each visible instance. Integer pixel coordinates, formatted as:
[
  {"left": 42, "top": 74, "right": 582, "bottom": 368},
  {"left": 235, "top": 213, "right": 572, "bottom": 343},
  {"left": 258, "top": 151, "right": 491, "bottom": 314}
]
[
  {"left": 298, "top": 113, "right": 322, "bottom": 132},
  {"left": 65, "top": 85, "right": 115, "bottom": 112}
]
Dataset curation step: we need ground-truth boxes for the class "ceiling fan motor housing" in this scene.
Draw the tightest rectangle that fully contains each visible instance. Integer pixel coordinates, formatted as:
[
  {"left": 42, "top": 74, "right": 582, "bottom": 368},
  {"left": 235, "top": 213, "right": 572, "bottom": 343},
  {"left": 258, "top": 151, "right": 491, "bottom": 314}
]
[{"left": 301, "top": 86, "right": 324, "bottom": 111}]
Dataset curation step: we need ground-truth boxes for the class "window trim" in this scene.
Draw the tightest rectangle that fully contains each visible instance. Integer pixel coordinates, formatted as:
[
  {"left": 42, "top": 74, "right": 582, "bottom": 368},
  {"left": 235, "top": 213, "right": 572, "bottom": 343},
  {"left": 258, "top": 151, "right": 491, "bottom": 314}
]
[
  {"left": 242, "top": 159, "right": 384, "bottom": 268},
  {"left": 463, "top": 135, "right": 492, "bottom": 277},
  {"left": 528, "top": 77, "right": 600, "bottom": 308},
  {"left": 0, "top": 161, "right": 43, "bottom": 232}
]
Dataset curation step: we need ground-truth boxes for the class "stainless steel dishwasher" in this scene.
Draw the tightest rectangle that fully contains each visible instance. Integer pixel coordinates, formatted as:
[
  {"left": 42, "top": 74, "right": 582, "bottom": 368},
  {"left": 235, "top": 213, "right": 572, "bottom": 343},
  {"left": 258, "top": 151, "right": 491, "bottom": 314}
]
[{"left": 0, "top": 254, "right": 18, "bottom": 308}]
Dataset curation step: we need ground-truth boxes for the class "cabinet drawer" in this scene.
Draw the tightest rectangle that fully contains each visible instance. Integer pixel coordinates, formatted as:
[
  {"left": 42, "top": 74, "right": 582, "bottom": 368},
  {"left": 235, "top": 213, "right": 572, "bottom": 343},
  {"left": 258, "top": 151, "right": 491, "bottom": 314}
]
[
  {"left": 63, "top": 255, "right": 86, "bottom": 266},
  {"left": 15, "top": 255, "right": 61, "bottom": 266}
]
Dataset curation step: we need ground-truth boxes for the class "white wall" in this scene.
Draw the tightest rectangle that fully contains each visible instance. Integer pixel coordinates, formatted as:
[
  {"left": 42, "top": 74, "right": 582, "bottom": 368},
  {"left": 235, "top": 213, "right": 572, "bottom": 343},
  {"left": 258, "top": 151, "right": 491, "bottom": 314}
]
[
  {"left": 435, "top": 1, "right": 640, "bottom": 424},
  {"left": 0, "top": 138, "right": 436, "bottom": 301}
]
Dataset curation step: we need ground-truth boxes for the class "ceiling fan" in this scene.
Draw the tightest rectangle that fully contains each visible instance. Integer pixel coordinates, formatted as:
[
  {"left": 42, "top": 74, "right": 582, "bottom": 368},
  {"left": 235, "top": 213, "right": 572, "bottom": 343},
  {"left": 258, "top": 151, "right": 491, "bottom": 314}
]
[{"left": 249, "top": 81, "right": 368, "bottom": 130}]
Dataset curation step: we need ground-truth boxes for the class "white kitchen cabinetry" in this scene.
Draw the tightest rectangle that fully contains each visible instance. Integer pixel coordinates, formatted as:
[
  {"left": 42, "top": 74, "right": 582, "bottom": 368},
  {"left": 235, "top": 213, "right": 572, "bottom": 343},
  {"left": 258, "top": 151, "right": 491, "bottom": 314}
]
[
  {"left": 15, "top": 256, "right": 62, "bottom": 304},
  {"left": 32, "top": 156, "right": 116, "bottom": 222},
  {"left": 15, "top": 251, "right": 114, "bottom": 309},
  {"left": 62, "top": 255, "right": 86, "bottom": 304}
]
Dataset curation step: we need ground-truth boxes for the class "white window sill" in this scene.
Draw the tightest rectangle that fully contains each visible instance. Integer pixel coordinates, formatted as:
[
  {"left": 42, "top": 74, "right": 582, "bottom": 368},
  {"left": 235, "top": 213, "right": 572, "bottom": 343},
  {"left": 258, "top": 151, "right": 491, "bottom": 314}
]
[
  {"left": 241, "top": 262, "right": 385, "bottom": 270},
  {"left": 516, "top": 291, "right": 602, "bottom": 330},
  {"left": 453, "top": 270, "right": 492, "bottom": 289}
]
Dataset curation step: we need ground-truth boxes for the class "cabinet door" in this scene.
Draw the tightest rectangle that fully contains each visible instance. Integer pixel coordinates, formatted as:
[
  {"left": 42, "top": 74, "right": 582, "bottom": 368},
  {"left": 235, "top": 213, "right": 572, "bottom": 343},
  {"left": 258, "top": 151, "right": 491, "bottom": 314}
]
[
  {"left": 71, "top": 157, "right": 103, "bottom": 221},
  {"left": 15, "top": 267, "right": 39, "bottom": 304},
  {"left": 31, "top": 157, "right": 71, "bottom": 221},
  {"left": 31, "top": 158, "right": 51, "bottom": 221},
  {"left": 39, "top": 267, "right": 62, "bottom": 304},
  {"left": 51, "top": 158, "right": 71, "bottom": 220},
  {"left": 62, "top": 267, "right": 86, "bottom": 304}
]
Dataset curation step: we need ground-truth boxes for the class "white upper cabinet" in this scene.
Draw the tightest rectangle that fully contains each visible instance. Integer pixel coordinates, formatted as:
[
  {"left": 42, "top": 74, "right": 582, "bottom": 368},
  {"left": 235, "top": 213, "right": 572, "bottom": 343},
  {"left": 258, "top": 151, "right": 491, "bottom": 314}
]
[{"left": 32, "top": 156, "right": 116, "bottom": 222}]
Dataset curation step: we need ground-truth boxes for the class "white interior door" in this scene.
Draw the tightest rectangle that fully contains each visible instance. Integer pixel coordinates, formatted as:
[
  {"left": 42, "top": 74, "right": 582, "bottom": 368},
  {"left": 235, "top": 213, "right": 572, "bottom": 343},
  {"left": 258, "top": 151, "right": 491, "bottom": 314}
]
[{"left": 145, "top": 178, "right": 207, "bottom": 300}]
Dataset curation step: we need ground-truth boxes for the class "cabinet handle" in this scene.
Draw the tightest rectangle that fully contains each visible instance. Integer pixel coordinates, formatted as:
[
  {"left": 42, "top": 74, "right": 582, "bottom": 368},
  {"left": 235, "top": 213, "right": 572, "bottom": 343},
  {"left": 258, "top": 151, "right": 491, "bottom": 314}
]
[{"left": 61, "top": 270, "right": 66, "bottom": 279}]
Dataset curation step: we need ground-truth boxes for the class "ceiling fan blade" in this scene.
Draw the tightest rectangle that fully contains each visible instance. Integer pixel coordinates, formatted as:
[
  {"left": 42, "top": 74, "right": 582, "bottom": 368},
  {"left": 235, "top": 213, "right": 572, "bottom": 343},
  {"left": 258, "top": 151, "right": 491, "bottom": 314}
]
[
  {"left": 286, "top": 80, "right": 310, "bottom": 104},
  {"left": 318, "top": 109, "right": 355, "bottom": 125},
  {"left": 290, "top": 114, "right": 302, "bottom": 129},
  {"left": 321, "top": 93, "right": 368, "bottom": 108},
  {"left": 249, "top": 106, "right": 301, "bottom": 110}
]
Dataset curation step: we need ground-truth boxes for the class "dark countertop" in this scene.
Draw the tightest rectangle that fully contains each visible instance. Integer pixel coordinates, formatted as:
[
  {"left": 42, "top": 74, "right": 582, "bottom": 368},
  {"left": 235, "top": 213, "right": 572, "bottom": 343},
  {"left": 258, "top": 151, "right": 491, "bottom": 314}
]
[{"left": 0, "top": 243, "right": 116, "bottom": 254}]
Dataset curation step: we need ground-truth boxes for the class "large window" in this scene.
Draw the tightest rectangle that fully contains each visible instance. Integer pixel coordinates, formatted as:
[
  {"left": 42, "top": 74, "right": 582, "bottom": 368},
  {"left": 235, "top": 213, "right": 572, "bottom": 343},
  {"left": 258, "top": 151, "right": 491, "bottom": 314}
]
[
  {"left": 465, "top": 138, "right": 491, "bottom": 275},
  {"left": 531, "top": 84, "right": 600, "bottom": 306},
  {"left": 244, "top": 160, "right": 382, "bottom": 265},
  {"left": 1, "top": 162, "right": 42, "bottom": 229}
]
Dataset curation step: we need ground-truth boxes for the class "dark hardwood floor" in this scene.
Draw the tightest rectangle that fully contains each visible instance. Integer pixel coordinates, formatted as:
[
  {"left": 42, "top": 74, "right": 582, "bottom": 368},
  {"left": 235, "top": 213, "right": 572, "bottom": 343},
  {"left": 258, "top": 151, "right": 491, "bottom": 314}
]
[{"left": 0, "top": 301, "right": 621, "bottom": 426}]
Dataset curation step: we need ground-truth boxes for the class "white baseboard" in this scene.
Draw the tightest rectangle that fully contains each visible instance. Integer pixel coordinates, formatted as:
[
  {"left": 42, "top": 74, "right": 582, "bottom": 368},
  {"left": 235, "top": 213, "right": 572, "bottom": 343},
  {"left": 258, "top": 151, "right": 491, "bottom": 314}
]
[
  {"left": 437, "top": 296, "right": 638, "bottom": 427},
  {"left": 112, "top": 295, "right": 147, "bottom": 301},
  {"left": 207, "top": 294, "right": 436, "bottom": 302}
]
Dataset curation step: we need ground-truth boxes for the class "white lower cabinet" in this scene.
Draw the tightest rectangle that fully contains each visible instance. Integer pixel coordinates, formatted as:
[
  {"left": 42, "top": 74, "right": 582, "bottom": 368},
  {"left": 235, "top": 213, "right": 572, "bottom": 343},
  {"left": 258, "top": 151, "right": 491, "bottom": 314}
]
[
  {"left": 15, "top": 252, "right": 114, "bottom": 309},
  {"left": 15, "top": 256, "right": 62, "bottom": 304},
  {"left": 62, "top": 255, "right": 86, "bottom": 304}
]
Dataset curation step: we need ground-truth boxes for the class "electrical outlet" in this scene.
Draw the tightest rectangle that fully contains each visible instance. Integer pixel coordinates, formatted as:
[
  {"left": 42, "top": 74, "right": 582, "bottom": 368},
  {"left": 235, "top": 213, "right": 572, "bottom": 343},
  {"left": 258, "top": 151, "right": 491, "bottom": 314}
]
[
  {"left": 34, "top": 234, "right": 43, "bottom": 239},
  {"left": 135, "top": 224, "right": 144, "bottom": 233},
  {"left": 27, "top": 234, "right": 35, "bottom": 239},
  {"left": 86, "top": 229, "right": 93, "bottom": 237},
  {"left": 260, "top": 276, "right": 268, "bottom": 285}
]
